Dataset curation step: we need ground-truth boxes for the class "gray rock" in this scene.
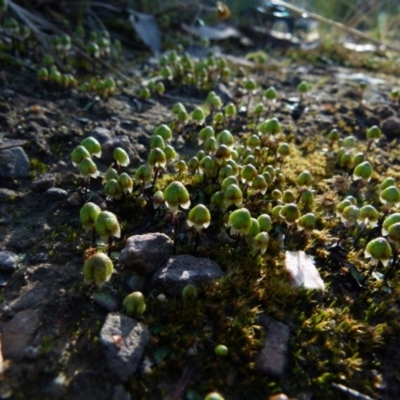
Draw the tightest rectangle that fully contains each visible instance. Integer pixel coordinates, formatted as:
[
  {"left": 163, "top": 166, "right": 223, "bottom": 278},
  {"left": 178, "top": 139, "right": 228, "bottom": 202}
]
[
  {"left": 100, "top": 312, "right": 149, "bottom": 381},
  {"left": 91, "top": 127, "right": 113, "bottom": 144},
  {"left": 45, "top": 187, "right": 68, "bottom": 199},
  {"left": 0, "top": 147, "right": 30, "bottom": 178},
  {"left": 1, "top": 309, "right": 41, "bottom": 360},
  {"left": 0, "top": 251, "right": 18, "bottom": 273},
  {"left": 112, "top": 385, "right": 131, "bottom": 400},
  {"left": 8, "top": 284, "right": 48, "bottom": 311},
  {"left": 151, "top": 255, "right": 224, "bottom": 296},
  {"left": 102, "top": 136, "right": 136, "bottom": 166},
  {"left": 119, "top": 233, "right": 173, "bottom": 274},
  {"left": 381, "top": 116, "right": 400, "bottom": 140},
  {"left": 0, "top": 188, "right": 19, "bottom": 202},
  {"left": 255, "top": 318, "right": 290, "bottom": 378},
  {"left": 32, "top": 173, "right": 56, "bottom": 192}
]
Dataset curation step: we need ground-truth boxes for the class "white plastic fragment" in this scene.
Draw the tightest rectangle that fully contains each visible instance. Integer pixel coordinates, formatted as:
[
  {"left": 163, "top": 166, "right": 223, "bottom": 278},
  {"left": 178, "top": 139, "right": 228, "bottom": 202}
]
[{"left": 284, "top": 250, "right": 325, "bottom": 290}]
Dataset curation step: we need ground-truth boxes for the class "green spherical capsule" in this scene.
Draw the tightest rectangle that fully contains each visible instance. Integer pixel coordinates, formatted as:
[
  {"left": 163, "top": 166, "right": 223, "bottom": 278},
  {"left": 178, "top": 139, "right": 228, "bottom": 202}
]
[
  {"left": 342, "top": 135, "right": 356, "bottom": 149},
  {"left": 153, "top": 190, "right": 164, "bottom": 209},
  {"left": 358, "top": 205, "right": 379, "bottom": 228},
  {"left": 282, "top": 189, "right": 296, "bottom": 204},
  {"left": 104, "top": 178, "right": 122, "bottom": 200},
  {"left": 164, "top": 181, "right": 191, "bottom": 213},
  {"left": 223, "top": 184, "right": 243, "bottom": 210},
  {"left": 154, "top": 124, "right": 172, "bottom": 142},
  {"left": 244, "top": 78, "right": 257, "bottom": 91},
  {"left": 103, "top": 167, "right": 118, "bottom": 183},
  {"left": 150, "top": 135, "right": 166, "bottom": 150},
  {"left": 71, "top": 145, "right": 91, "bottom": 166},
  {"left": 80, "top": 202, "right": 101, "bottom": 231},
  {"left": 81, "top": 136, "right": 102, "bottom": 158},
  {"left": 279, "top": 203, "right": 301, "bottom": 226},
  {"left": 388, "top": 222, "right": 400, "bottom": 246},
  {"left": 257, "top": 214, "right": 272, "bottom": 232},
  {"left": 182, "top": 284, "right": 198, "bottom": 302},
  {"left": 227, "top": 208, "right": 252, "bottom": 236},
  {"left": 123, "top": 291, "right": 146, "bottom": 317},
  {"left": 191, "top": 107, "right": 205, "bottom": 124},
  {"left": 328, "top": 128, "right": 340, "bottom": 142},
  {"left": 37, "top": 67, "right": 48, "bottom": 81},
  {"left": 264, "top": 86, "right": 277, "bottom": 100},
  {"left": 175, "top": 159, "right": 187, "bottom": 173},
  {"left": 83, "top": 252, "right": 114, "bottom": 287},
  {"left": 297, "top": 212, "right": 316, "bottom": 234},
  {"left": 113, "top": 147, "right": 130, "bottom": 167},
  {"left": 366, "top": 125, "right": 382, "bottom": 141},
  {"left": 252, "top": 175, "right": 268, "bottom": 195},
  {"left": 353, "top": 161, "right": 372, "bottom": 182},
  {"left": 95, "top": 211, "right": 121, "bottom": 243},
  {"left": 380, "top": 177, "right": 396, "bottom": 192},
  {"left": 341, "top": 205, "right": 360, "bottom": 227},
  {"left": 246, "top": 135, "right": 261, "bottom": 149},
  {"left": 215, "top": 145, "right": 232, "bottom": 165},
  {"left": 380, "top": 186, "right": 400, "bottom": 207},
  {"left": 296, "top": 170, "right": 312, "bottom": 189},
  {"left": 217, "top": 130, "right": 234, "bottom": 148},
  {"left": 253, "top": 231, "right": 269, "bottom": 254},
  {"left": 118, "top": 172, "right": 133, "bottom": 194},
  {"left": 148, "top": 148, "right": 167, "bottom": 169},
  {"left": 214, "top": 344, "right": 229, "bottom": 357},
  {"left": 204, "top": 392, "right": 225, "bottom": 400},
  {"left": 188, "top": 204, "right": 211, "bottom": 230},
  {"left": 277, "top": 142, "right": 290, "bottom": 158},
  {"left": 240, "top": 164, "right": 258, "bottom": 185},
  {"left": 365, "top": 237, "right": 392, "bottom": 266},
  {"left": 139, "top": 87, "right": 151, "bottom": 100},
  {"left": 382, "top": 213, "right": 400, "bottom": 236},
  {"left": 224, "top": 103, "right": 236, "bottom": 118},
  {"left": 211, "top": 191, "right": 225, "bottom": 209},
  {"left": 299, "top": 189, "right": 314, "bottom": 207},
  {"left": 297, "top": 80, "right": 309, "bottom": 93},
  {"left": 199, "top": 126, "right": 215, "bottom": 145},
  {"left": 78, "top": 157, "right": 99, "bottom": 178}
]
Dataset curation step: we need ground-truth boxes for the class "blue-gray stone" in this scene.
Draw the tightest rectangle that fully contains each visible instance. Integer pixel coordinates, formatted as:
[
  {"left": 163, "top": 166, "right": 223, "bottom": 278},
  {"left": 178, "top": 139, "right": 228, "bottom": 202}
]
[{"left": 0, "top": 147, "right": 30, "bottom": 178}]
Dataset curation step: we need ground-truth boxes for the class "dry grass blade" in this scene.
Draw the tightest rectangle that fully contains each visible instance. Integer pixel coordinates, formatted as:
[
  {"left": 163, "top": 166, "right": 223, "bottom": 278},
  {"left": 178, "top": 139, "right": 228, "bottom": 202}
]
[{"left": 274, "top": 0, "right": 400, "bottom": 53}]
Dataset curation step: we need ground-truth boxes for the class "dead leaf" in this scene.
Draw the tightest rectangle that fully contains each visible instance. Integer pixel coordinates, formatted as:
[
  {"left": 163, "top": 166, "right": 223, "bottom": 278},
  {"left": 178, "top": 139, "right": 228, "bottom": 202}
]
[
  {"left": 129, "top": 10, "right": 161, "bottom": 54},
  {"left": 284, "top": 250, "right": 325, "bottom": 290}
]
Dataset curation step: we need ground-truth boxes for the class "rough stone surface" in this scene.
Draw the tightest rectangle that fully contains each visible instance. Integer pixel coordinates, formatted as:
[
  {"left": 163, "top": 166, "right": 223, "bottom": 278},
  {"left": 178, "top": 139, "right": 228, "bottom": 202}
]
[
  {"left": 32, "top": 173, "right": 56, "bottom": 192},
  {"left": 255, "top": 318, "right": 290, "bottom": 378},
  {"left": 119, "top": 233, "right": 173, "bottom": 274},
  {"left": 0, "top": 188, "right": 19, "bottom": 202},
  {"left": 1, "top": 309, "right": 41, "bottom": 360},
  {"left": 8, "top": 284, "right": 49, "bottom": 311},
  {"left": 45, "top": 187, "right": 68, "bottom": 199},
  {"left": 381, "top": 116, "right": 400, "bottom": 140},
  {"left": 100, "top": 312, "right": 149, "bottom": 381},
  {"left": 90, "top": 126, "right": 113, "bottom": 144},
  {"left": 0, "top": 147, "right": 30, "bottom": 178},
  {"left": 0, "top": 251, "right": 18, "bottom": 273},
  {"left": 151, "top": 255, "right": 224, "bottom": 296}
]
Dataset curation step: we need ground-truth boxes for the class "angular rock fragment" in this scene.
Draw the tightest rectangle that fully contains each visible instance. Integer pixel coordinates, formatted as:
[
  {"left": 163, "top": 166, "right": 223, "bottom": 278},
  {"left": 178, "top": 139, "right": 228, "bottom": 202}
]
[
  {"left": 256, "top": 318, "right": 290, "bottom": 378},
  {"left": 119, "top": 233, "right": 173, "bottom": 274},
  {"left": 100, "top": 313, "right": 149, "bottom": 381},
  {"left": 151, "top": 254, "right": 224, "bottom": 296},
  {"left": 2, "top": 309, "right": 41, "bottom": 360}
]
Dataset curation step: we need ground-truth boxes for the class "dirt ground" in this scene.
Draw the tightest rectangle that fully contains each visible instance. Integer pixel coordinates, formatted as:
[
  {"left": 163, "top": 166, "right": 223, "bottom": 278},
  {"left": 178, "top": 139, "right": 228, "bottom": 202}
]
[{"left": 2, "top": 42, "right": 400, "bottom": 400}]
